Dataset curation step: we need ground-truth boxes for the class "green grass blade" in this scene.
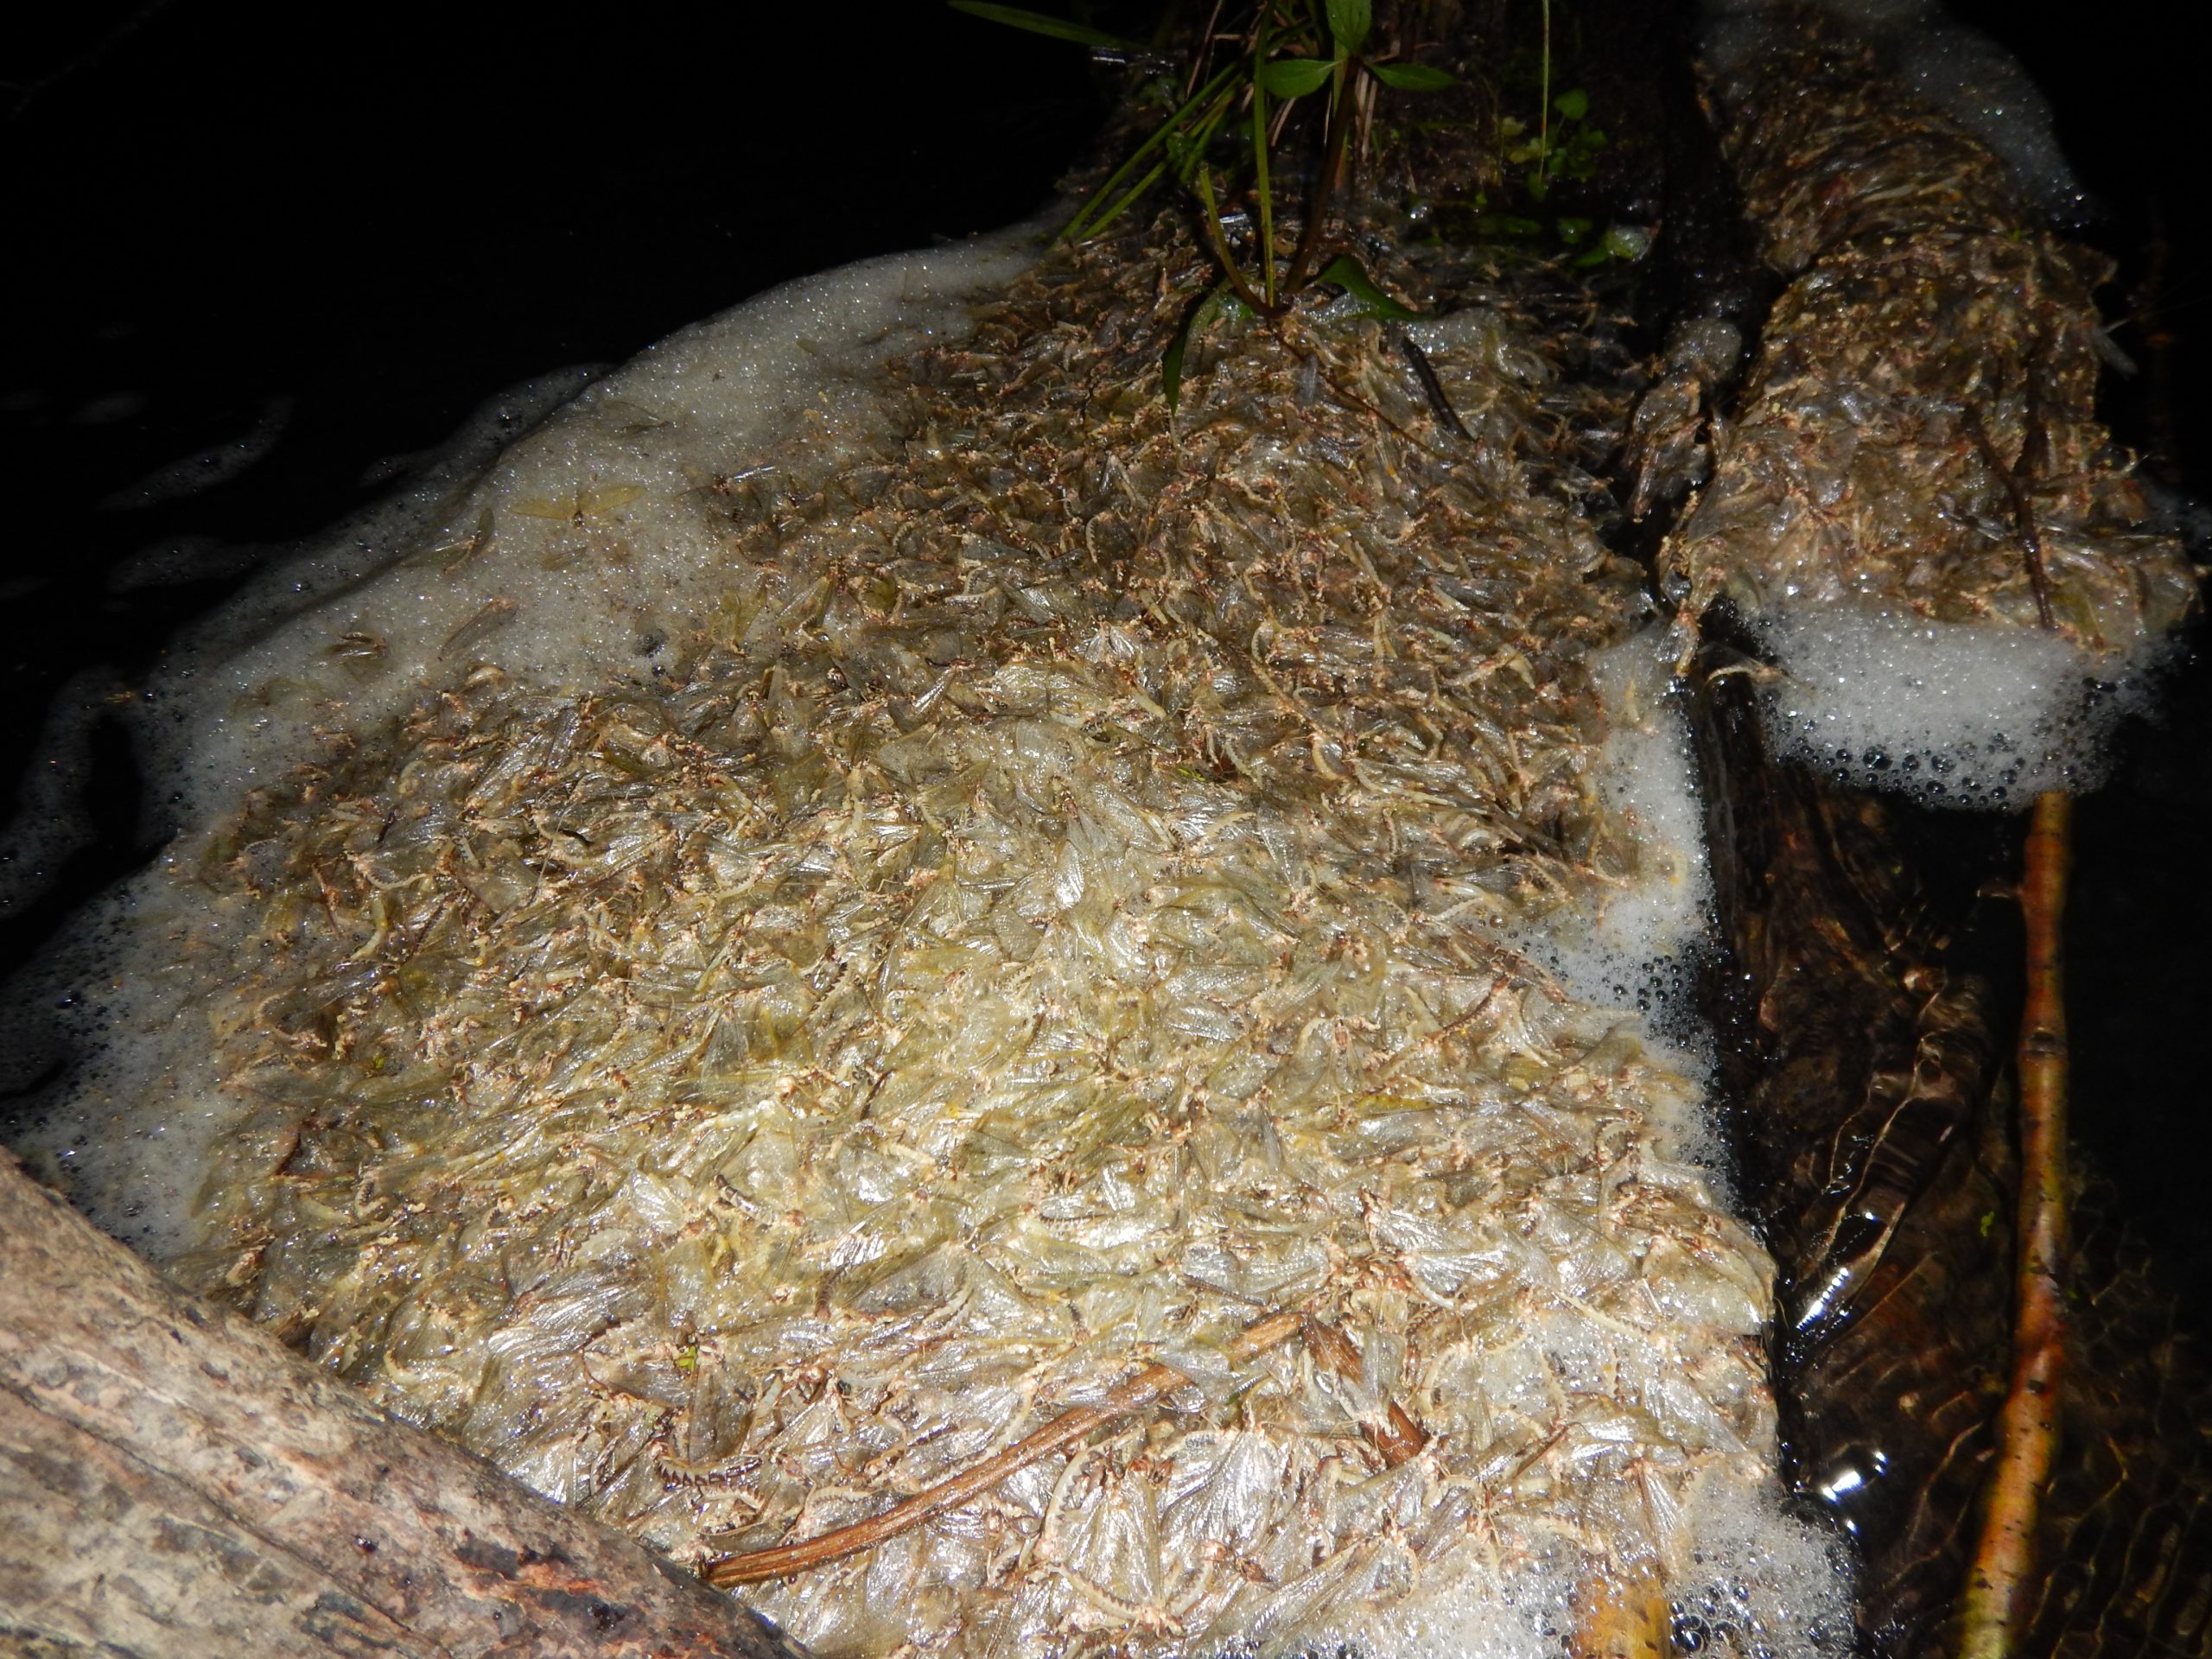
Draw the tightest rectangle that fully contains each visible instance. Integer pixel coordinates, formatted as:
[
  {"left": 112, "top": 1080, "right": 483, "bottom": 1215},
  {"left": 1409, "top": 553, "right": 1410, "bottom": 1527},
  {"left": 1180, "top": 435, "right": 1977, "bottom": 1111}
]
[
  {"left": 1172, "top": 87, "right": 1238, "bottom": 182},
  {"left": 1064, "top": 60, "right": 1243, "bottom": 240},
  {"left": 1069, "top": 157, "right": 1168, "bottom": 240},
  {"left": 947, "top": 2, "right": 1148, "bottom": 51}
]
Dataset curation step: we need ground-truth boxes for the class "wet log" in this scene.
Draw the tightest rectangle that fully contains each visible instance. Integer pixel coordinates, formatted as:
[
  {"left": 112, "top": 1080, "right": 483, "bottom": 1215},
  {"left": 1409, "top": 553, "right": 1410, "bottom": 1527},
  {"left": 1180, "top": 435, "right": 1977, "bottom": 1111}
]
[{"left": 0, "top": 1151, "right": 806, "bottom": 1659}]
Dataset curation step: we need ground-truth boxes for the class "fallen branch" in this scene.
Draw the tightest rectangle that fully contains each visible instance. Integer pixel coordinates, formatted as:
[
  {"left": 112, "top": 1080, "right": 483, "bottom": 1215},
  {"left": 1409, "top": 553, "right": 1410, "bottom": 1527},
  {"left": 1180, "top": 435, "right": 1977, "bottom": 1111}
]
[
  {"left": 0, "top": 1153, "right": 806, "bottom": 1658},
  {"left": 1956, "top": 789, "right": 2072, "bottom": 1658},
  {"left": 702, "top": 1309, "right": 1306, "bottom": 1588}
]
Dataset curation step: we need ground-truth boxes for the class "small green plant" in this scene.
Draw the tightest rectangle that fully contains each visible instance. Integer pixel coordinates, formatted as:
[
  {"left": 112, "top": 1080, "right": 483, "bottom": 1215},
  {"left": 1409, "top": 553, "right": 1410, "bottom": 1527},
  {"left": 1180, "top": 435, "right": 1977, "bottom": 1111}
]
[
  {"left": 1404, "top": 0, "right": 1628, "bottom": 268},
  {"left": 1502, "top": 85, "right": 1605, "bottom": 201},
  {"left": 951, "top": 0, "right": 1457, "bottom": 404}
]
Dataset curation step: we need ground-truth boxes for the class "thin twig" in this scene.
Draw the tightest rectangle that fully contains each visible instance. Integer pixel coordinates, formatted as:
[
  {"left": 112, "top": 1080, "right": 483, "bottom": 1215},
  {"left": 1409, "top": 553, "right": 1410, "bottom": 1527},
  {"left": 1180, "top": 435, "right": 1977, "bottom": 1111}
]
[
  {"left": 1954, "top": 362, "right": 2076, "bottom": 1651},
  {"left": 700, "top": 1310, "right": 1305, "bottom": 1588},
  {"left": 1961, "top": 402, "right": 2056, "bottom": 631},
  {"left": 1300, "top": 1315, "right": 1429, "bottom": 1466},
  {"left": 1956, "top": 788, "right": 2071, "bottom": 1658},
  {"left": 1184, "top": 0, "right": 1228, "bottom": 98},
  {"left": 1252, "top": 14, "right": 1276, "bottom": 310},
  {"left": 1538, "top": 0, "right": 1552, "bottom": 182}
]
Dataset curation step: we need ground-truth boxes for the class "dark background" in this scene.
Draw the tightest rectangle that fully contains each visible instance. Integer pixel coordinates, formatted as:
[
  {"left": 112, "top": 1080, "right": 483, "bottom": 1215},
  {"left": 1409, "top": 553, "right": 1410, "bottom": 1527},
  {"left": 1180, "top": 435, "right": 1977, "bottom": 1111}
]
[{"left": 3, "top": 2, "right": 2205, "bottom": 1299}]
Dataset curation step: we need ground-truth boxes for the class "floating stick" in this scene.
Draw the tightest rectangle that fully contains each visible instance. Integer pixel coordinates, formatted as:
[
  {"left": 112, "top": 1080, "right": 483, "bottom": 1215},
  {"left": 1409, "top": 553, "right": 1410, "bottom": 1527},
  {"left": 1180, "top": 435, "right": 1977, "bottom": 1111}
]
[
  {"left": 1957, "top": 789, "right": 2072, "bottom": 1657},
  {"left": 702, "top": 1310, "right": 1306, "bottom": 1588}
]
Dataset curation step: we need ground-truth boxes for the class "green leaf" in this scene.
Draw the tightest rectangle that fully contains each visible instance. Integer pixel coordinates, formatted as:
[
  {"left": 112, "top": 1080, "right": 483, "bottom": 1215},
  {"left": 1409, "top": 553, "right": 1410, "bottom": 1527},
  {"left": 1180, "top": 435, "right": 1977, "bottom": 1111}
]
[
  {"left": 1366, "top": 60, "right": 1456, "bottom": 92},
  {"left": 1554, "top": 215, "right": 1592, "bottom": 244},
  {"left": 1258, "top": 55, "right": 1334, "bottom": 98},
  {"left": 1552, "top": 86, "right": 1589, "bottom": 122},
  {"left": 946, "top": 2, "right": 1148, "bottom": 51},
  {"left": 1325, "top": 0, "right": 1371, "bottom": 55},
  {"left": 1313, "top": 254, "right": 1420, "bottom": 321},
  {"left": 1163, "top": 283, "right": 1251, "bottom": 411}
]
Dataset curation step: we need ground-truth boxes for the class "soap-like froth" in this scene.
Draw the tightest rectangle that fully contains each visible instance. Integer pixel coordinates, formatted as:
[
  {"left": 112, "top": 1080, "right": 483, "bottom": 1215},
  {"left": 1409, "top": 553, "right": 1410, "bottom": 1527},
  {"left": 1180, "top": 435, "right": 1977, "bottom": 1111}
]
[
  {"left": 1532, "top": 628, "right": 1713, "bottom": 1014},
  {"left": 1516, "top": 626, "right": 1721, "bottom": 1168},
  {"left": 1757, "top": 606, "right": 2165, "bottom": 807},
  {"left": 0, "top": 368, "right": 599, "bottom": 926},
  {"left": 141, "top": 223, "right": 1049, "bottom": 837},
  {"left": 4, "top": 226, "right": 1052, "bottom": 1257}
]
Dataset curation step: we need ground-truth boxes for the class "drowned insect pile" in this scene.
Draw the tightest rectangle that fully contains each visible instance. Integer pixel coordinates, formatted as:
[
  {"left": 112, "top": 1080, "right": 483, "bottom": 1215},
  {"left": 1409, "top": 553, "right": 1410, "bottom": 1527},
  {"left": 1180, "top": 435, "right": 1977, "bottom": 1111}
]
[{"left": 110, "top": 215, "right": 1848, "bottom": 1657}]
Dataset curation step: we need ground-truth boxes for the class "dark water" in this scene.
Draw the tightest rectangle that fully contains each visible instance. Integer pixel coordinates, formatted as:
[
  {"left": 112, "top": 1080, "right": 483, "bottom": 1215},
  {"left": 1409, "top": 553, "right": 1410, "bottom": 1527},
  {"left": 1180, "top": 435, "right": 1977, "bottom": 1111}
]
[
  {"left": 1940, "top": 0, "right": 2212, "bottom": 1317},
  {"left": 3, "top": 2, "right": 2207, "bottom": 1306}
]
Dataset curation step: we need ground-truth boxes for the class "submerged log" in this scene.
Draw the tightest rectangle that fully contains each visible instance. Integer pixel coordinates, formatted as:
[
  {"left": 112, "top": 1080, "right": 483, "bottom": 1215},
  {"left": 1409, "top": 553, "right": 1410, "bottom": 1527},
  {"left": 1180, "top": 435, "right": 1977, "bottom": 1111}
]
[{"left": 0, "top": 1151, "right": 806, "bottom": 1659}]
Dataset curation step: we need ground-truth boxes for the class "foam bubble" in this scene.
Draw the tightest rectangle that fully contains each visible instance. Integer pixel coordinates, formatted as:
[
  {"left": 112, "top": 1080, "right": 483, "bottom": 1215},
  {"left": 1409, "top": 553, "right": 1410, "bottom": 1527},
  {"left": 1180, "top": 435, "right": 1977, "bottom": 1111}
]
[
  {"left": 95, "top": 396, "right": 296, "bottom": 511},
  {"left": 1670, "top": 1465, "right": 1858, "bottom": 1657},
  {"left": 131, "top": 220, "right": 1049, "bottom": 845},
  {"left": 1520, "top": 626, "right": 1713, "bottom": 1028},
  {"left": 1328, "top": 1440, "right": 1853, "bottom": 1659},
  {"left": 1756, "top": 606, "right": 2166, "bottom": 808},
  {"left": 1, "top": 873, "right": 245, "bottom": 1255},
  {"left": 0, "top": 665, "right": 118, "bottom": 923},
  {"left": 1892, "top": 21, "right": 2089, "bottom": 223}
]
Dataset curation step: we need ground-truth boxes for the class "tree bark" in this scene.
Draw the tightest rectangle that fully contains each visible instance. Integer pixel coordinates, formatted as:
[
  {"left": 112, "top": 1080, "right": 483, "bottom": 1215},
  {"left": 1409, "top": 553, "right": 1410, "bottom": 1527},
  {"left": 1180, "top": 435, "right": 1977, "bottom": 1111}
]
[{"left": 0, "top": 1152, "right": 806, "bottom": 1659}]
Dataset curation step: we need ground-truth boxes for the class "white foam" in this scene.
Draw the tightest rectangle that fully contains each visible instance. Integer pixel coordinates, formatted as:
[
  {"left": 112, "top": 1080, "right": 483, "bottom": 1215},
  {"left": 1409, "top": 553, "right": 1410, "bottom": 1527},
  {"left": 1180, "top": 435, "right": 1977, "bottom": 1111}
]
[
  {"left": 1521, "top": 626, "right": 1714, "bottom": 1031},
  {"left": 3, "top": 875, "right": 238, "bottom": 1253},
  {"left": 1756, "top": 606, "right": 2164, "bottom": 807},
  {"left": 1338, "top": 1443, "right": 1850, "bottom": 1659},
  {"left": 0, "top": 665, "right": 115, "bottom": 922},
  {"left": 136, "top": 220, "right": 1049, "bottom": 842},
  {"left": 1670, "top": 1465, "right": 1858, "bottom": 1656},
  {"left": 95, "top": 395, "right": 296, "bottom": 511},
  {"left": 1892, "top": 21, "right": 2088, "bottom": 223}
]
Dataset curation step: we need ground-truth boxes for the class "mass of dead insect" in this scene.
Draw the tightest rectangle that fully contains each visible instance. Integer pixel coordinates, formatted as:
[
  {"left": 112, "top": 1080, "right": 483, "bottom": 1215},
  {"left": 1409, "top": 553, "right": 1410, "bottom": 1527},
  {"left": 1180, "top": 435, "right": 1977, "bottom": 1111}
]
[{"left": 1, "top": 3, "right": 2204, "bottom": 1658}]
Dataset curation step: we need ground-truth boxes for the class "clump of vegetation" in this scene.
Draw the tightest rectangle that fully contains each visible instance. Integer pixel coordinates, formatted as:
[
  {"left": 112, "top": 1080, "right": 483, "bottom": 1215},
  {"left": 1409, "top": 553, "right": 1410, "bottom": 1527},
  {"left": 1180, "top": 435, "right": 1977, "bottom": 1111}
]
[
  {"left": 957, "top": 1, "right": 1643, "bottom": 400},
  {"left": 955, "top": 0, "right": 1455, "bottom": 400},
  {"left": 1507, "top": 81, "right": 1604, "bottom": 201}
]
